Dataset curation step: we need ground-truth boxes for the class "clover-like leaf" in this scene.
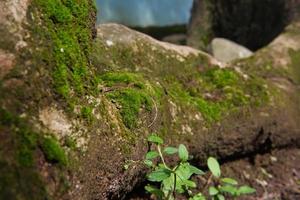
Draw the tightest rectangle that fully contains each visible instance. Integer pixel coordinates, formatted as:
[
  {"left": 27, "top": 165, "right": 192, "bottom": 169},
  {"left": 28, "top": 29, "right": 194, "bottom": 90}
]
[
  {"left": 178, "top": 144, "right": 189, "bottom": 161},
  {"left": 146, "top": 151, "right": 159, "bottom": 160},
  {"left": 183, "top": 180, "right": 197, "bottom": 188},
  {"left": 237, "top": 186, "right": 256, "bottom": 195},
  {"left": 144, "top": 159, "right": 153, "bottom": 167},
  {"left": 148, "top": 134, "right": 163, "bottom": 144},
  {"left": 147, "top": 168, "right": 172, "bottom": 182},
  {"left": 145, "top": 185, "right": 164, "bottom": 199},
  {"left": 219, "top": 185, "right": 238, "bottom": 196},
  {"left": 217, "top": 194, "right": 225, "bottom": 200},
  {"left": 207, "top": 157, "right": 221, "bottom": 178},
  {"left": 190, "top": 193, "right": 206, "bottom": 200},
  {"left": 164, "top": 147, "right": 178, "bottom": 155},
  {"left": 221, "top": 177, "right": 238, "bottom": 185},
  {"left": 189, "top": 165, "right": 205, "bottom": 175},
  {"left": 189, "top": 192, "right": 206, "bottom": 200},
  {"left": 209, "top": 186, "right": 219, "bottom": 196}
]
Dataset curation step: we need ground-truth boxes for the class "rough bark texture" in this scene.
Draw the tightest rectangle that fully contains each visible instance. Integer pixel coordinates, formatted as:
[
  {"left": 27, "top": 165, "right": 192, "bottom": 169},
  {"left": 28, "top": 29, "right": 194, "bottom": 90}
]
[
  {"left": 0, "top": 1, "right": 300, "bottom": 200},
  {"left": 187, "top": 0, "right": 300, "bottom": 51}
]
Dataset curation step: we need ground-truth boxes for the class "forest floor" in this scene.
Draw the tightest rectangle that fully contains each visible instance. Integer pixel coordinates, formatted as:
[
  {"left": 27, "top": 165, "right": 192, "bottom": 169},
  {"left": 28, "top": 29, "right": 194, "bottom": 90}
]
[{"left": 126, "top": 148, "right": 300, "bottom": 200}]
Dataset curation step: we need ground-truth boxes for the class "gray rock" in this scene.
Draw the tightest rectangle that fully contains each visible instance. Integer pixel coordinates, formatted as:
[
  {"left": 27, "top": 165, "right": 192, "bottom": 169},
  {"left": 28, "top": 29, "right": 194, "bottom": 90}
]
[{"left": 210, "top": 38, "right": 253, "bottom": 63}]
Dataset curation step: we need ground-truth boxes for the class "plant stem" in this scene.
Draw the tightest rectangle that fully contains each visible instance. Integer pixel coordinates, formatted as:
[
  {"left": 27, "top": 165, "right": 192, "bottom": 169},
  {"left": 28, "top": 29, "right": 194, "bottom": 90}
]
[
  {"left": 157, "top": 145, "right": 167, "bottom": 168},
  {"left": 202, "top": 173, "right": 213, "bottom": 193},
  {"left": 173, "top": 173, "right": 176, "bottom": 199}
]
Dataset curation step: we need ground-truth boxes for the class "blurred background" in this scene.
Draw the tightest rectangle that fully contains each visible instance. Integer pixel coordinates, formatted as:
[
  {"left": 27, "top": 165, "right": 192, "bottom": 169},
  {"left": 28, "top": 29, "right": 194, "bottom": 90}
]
[
  {"left": 95, "top": 0, "right": 300, "bottom": 51},
  {"left": 96, "top": 0, "right": 193, "bottom": 27},
  {"left": 96, "top": 0, "right": 193, "bottom": 44}
]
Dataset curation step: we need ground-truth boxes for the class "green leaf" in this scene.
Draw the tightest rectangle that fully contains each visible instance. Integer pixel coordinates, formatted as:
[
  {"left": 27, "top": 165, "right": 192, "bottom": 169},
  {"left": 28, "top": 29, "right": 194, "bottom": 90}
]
[
  {"left": 147, "top": 168, "right": 172, "bottom": 182},
  {"left": 144, "top": 159, "right": 153, "bottom": 167},
  {"left": 209, "top": 186, "right": 219, "bottom": 196},
  {"left": 217, "top": 194, "right": 225, "bottom": 200},
  {"left": 175, "top": 163, "right": 192, "bottom": 180},
  {"left": 221, "top": 177, "right": 238, "bottom": 185},
  {"left": 146, "top": 151, "right": 159, "bottom": 160},
  {"left": 237, "top": 186, "right": 256, "bottom": 195},
  {"left": 148, "top": 134, "right": 163, "bottom": 144},
  {"left": 190, "top": 193, "right": 206, "bottom": 200},
  {"left": 207, "top": 157, "right": 221, "bottom": 177},
  {"left": 178, "top": 144, "right": 189, "bottom": 161},
  {"left": 188, "top": 165, "right": 205, "bottom": 175},
  {"left": 183, "top": 180, "right": 196, "bottom": 188},
  {"left": 164, "top": 147, "right": 178, "bottom": 155},
  {"left": 145, "top": 185, "right": 164, "bottom": 199},
  {"left": 219, "top": 185, "right": 238, "bottom": 196}
]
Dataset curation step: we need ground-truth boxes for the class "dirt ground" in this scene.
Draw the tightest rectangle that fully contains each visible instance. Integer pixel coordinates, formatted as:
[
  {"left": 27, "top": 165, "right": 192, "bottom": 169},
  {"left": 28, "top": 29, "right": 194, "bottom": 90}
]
[{"left": 126, "top": 148, "right": 300, "bottom": 200}]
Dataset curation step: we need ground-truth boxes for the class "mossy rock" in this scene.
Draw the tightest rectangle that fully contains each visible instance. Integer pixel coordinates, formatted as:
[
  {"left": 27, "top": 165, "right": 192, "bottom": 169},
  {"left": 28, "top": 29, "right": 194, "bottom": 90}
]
[{"left": 0, "top": 1, "right": 300, "bottom": 200}]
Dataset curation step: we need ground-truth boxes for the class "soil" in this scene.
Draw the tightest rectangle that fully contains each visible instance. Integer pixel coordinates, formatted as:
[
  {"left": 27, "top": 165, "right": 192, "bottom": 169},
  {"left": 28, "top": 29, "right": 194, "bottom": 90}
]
[{"left": 126, "top": 148, "right": 300, "bottom": 200}]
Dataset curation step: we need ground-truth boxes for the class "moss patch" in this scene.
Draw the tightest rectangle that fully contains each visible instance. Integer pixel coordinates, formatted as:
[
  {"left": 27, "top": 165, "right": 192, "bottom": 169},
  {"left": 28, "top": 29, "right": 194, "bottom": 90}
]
[
  {"left": 0, "top": 108, "right": 47, "bottom": 199},
  {"left": 0, "top": 107, "right": 71, "bottom": 199},
  {"left": 81, "top": 106, "right": 94, "bottom": 122},
  {"left": 92, "top": 31, "right": 270, "bottom": 125},
  {"left": 31, "top": 0, "right": 97, "bottom": 101},
  {"left": 0, "top": 108, "right": 68, "bottom": 166},
  {"left": 100, "top": 72, "right": 161, "bottom": 129},
  {"left": 289, "top": 49, "right": 300, "bottom": 84},
  {"left": 165, "top": 67, "right": 269, "bottom": 123},
  {"left": 41, "top": 137, "right": 68, "bottom": 166},
  {"left": 107, "top": 88, "right": 152, "bottom": 129}
]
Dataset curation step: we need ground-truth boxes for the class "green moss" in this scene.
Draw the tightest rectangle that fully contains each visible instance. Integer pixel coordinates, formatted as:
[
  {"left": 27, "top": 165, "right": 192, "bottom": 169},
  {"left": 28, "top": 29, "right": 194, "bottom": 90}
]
[
  {"left": 65, "top": 137, "right": 76, "bottom": 150},
  {"left": 94, "top": 40, "right": 270, "bottom": 125},
  {"left": 0, "top": 108, "right": 16, "bottom": 125},
  {"left": 0, "top": 161, "right": 48, "bottom": 200},
  {"left": 107, "top": 89, "right": 152, "bottom": 129},
  {"left": 202, "top": 68, "right": 239, "bottom": 88},
  {"left": 81, "top": 106, "right": 93, "bottom": 121},
  {"left": 100, "top": 72, "right": 159, "bottom": 129},
  {"left": 0, "top": 108, "right": 49, "bottom": 199},
  {"left": 195, "top": 98, "right": 222, "bottom": 122},
  {"left": 32, "top": 0, "right": 96, "bottom": 100},
  {"left": 0, "top": 108, "right": 38, "bottom": 167},
  {"left": 41, "top": 137, "right": 67, "bottom": 166},
  {"left": 165, "top": 67, "right": 269, "bottom": 124},
  {"left": 100, "top": 72, "right": 145, "bottom": 88},
  {"left": 1, "top": 108, "right": 69, "bottom": 167},
  {"left": 289, "top": 49, "right": 300, "bottom": 84},
  {"left": 167, "top": 80, "right": 193, "bottom": 103},
  {"left": 17, "top": 130, "right": 38, "bottom": 167}
]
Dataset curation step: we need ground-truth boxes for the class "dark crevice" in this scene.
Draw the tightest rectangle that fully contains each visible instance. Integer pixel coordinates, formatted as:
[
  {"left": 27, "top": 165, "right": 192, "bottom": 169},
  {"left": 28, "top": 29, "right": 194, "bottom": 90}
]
[{"left": 209, "top": 0, "right": 290, "bottom": 51}]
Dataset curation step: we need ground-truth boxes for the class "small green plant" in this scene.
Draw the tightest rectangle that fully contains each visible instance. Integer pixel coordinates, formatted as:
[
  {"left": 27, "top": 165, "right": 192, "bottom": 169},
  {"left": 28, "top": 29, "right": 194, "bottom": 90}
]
[{"left": 144, "top": 134, "right": 255, "bottom": 200}]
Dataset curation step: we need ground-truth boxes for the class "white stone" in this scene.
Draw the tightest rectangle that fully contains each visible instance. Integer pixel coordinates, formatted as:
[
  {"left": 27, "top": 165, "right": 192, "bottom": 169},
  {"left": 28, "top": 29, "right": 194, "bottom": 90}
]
[{"left": 211, "top": 38, "right": 253, "bottom": 63}]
